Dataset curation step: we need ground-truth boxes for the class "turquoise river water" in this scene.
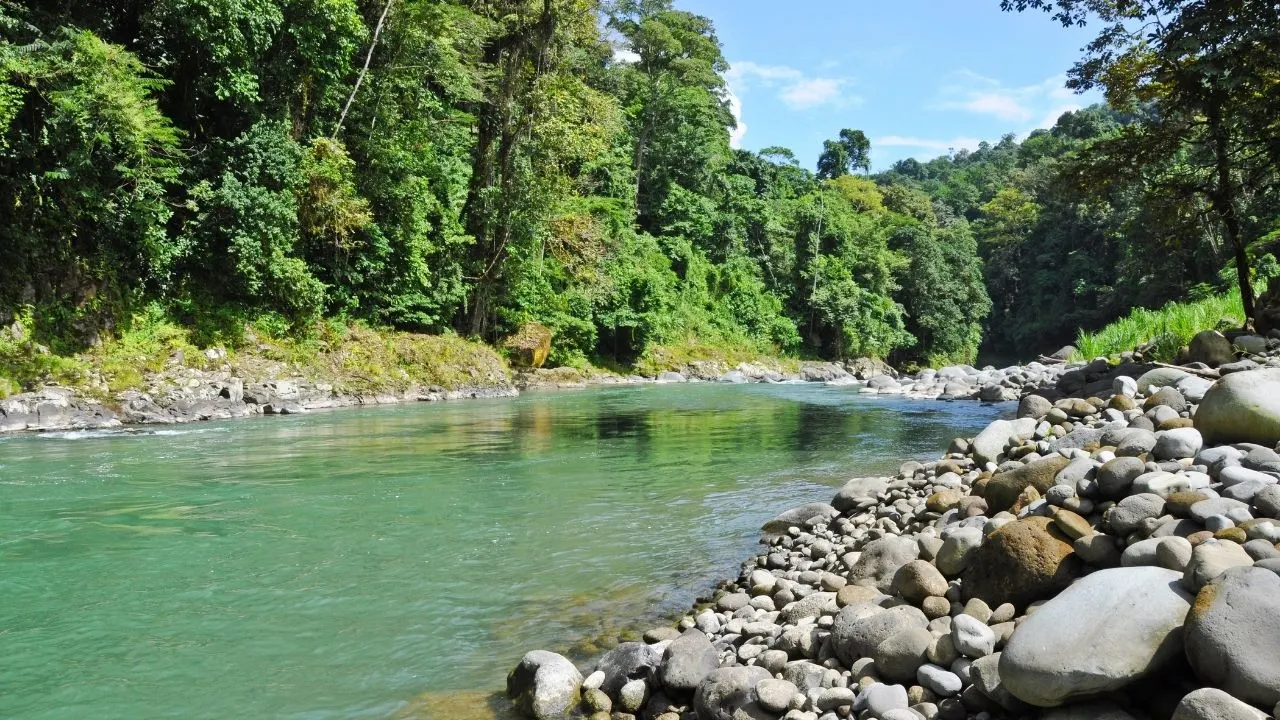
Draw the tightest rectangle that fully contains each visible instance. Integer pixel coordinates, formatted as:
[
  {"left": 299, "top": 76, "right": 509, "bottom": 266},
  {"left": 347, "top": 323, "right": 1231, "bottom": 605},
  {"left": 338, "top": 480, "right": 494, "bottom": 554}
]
[{"left": 0, "top": 383, "right": 1006, "bottom": 720}]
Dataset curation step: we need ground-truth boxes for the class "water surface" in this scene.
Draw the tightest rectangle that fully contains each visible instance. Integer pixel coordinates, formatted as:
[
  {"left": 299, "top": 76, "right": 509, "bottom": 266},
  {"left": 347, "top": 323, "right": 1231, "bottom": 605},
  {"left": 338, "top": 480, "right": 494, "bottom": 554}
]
[{"left": 0, "top": 383, "right": 1005, "bottom": 719}]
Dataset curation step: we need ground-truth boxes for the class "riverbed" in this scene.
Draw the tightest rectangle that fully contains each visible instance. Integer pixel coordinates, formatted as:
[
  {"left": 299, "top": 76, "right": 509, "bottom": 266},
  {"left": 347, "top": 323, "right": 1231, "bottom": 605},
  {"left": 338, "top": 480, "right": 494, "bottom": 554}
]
[{"left": 0, "top": 383, "right": 1006, "bottom": 719}]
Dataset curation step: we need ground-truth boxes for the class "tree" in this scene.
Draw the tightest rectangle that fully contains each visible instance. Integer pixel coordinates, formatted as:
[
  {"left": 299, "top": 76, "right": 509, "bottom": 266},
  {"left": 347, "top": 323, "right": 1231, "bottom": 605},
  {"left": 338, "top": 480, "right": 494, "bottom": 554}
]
[
  {"left": 816, "top": 128, "right": 871, "bottom": 179},
  {"left": 1002, "top": 0, "right": 1280, "bottom": 324}
]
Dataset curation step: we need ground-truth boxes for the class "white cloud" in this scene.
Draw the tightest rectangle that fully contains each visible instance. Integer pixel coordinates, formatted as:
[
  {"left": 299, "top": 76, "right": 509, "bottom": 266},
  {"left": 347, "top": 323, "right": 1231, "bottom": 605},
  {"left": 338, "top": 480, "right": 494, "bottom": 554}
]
[
  {"left": 875, "top": 135, "right": 984, "bottom": 155},
  {"left": 612, "top": 49, "right": 640, "bottom": 64},
  {"left": 938, "top": 72, "right": 1081, "bottom": 129},
  {"left": 725, "top": 60, "right": 857, "bottom": 110},
  {"left": 727, "top": 87, "right": 747, "bottom": 149},
  {"left": 780, "top": 78, "right": 844, "bottom": 109}
]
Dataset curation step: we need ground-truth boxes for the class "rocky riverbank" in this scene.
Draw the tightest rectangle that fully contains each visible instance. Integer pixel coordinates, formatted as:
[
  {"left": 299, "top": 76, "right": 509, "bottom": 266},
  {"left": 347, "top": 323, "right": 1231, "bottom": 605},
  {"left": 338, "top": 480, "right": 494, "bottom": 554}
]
[
  {"left": 0, "top": 352, "right": 1060, "bottom": 434},
  {"left": 507, "top": 330, "right": 1280, "bottom": 720}
]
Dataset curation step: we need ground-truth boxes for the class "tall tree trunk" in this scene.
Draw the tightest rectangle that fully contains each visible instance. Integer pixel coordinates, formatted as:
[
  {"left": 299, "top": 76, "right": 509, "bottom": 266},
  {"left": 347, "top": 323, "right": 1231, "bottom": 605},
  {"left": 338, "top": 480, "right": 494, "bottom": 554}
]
[{"left": 1207, "top": 95, "right": 1255, "bottom": 324}]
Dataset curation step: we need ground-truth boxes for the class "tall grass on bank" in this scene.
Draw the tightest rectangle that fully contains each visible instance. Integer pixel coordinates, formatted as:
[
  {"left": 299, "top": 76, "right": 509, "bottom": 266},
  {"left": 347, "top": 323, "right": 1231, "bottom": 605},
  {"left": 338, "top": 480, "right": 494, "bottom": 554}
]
[{"left": 1073, "top": 293, "right": 1245, "bottom": 362}]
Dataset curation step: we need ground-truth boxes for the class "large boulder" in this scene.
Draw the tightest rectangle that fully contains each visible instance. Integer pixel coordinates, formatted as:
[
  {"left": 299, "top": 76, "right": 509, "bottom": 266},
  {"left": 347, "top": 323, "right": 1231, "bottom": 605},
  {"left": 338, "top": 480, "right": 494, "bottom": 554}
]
[
  {"left": 832, "top": 477, "right": 892, "bottom": 512},
  {"left": 972, "top": 418, "right": 1038, "bottom": 467},
  {"left": 595, "top": 642, "right": 661, "bottom": 696},
  {"left": 1194, "top": 369, "right": 1280, "bottom": 447},
  {"left": 1184, "top": 565, "right": 1280, "bottom": 707},
  {"left": 847, "top": 535, "right": 919, "bottom": 592},
  {"left": 761, "top": 502, "right": 839, "bottom": 538},
  {"left": 831, "top": 604, "right": 929, "bottom": 666},
  {"left": 692, "top": 665, "right": 772, "bottom": 720},
  {"left": 1187, "top": 330, "right": 1236, "bottom": 368},
  {"left": 660, "top": 629, "right": 718, "bottom": 694},
  {"left": 999, "top": 567, "right": 1193, "bottom": 707},
  {"left": 984, "top": 455, "right": 1073, "bottom": 513},
  {"left": 962, "top": 516, "right": 1080, "bottom": 610},
  {"left": 507, "top": 650, "right": 583, "bottom": 719}
]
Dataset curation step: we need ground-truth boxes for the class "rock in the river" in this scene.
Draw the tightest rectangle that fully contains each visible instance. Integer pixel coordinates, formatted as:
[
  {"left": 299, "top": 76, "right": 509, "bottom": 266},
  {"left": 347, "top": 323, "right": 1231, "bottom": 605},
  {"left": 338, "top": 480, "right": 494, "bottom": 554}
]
[
  {"left": 1171, "top": 688, "right": 1270, "bottom": 720},
  {"left": 660, "top": 629, "right": 718, "bottom": 694},
  {"left": 1195, "top": 368, "right": 1280, "bottom": 446},
  {"left": 596, "top": 642, "right": 661, "bottom": 696},
  {"left": 963, "top": 516, "right": 1080, "bottom": 610},
  {"left": 692, "top": 665, "right": 772, "bottom": 720},
  {"left": 985, "top": 455, "right": 1073, "bottom": 513},
  {"left": 507, "top": 650, "right": 583, "bottom": 719},
  {"left": 832, "top": 477, "right": 892, "bottom": 512},
  {"left": 848, "top": 535, "right": 920, "bottom": 593},
  {"left": 1184, "top": 566, "right": 1280, "bottom": 707},
  {"left": 998, "top": 567, "right": 1193, "bottom": 707},
  {"left": 761, "top": 502, "right": 840, "bottom": 538}
]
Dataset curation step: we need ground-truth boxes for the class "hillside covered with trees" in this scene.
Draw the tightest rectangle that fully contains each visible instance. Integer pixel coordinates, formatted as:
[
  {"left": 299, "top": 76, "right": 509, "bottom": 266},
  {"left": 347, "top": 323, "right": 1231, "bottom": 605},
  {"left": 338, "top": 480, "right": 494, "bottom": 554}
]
[{"left": 2, "top": 0, "right": 1278, "bottom": 381}]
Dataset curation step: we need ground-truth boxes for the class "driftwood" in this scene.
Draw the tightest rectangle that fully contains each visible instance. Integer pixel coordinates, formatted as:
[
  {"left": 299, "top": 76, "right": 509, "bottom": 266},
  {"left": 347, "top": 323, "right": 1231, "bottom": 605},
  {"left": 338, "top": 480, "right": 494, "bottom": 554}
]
[{"left": 1151, "top": 361, "right": 1220, "bottom": 379}]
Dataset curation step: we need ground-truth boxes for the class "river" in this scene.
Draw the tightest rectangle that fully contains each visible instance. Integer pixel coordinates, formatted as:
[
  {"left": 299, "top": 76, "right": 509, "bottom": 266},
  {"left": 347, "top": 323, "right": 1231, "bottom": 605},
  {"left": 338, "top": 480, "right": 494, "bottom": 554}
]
[{"left": 0, "top": 383, "right": 1006, "bottom": 719}]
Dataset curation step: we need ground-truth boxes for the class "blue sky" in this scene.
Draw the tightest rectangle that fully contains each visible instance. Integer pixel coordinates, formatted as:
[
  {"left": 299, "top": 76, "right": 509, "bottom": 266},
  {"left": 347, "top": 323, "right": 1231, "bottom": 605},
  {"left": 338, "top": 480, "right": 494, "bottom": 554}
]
[{"left": 671, "top": 0, "right": 1104, "bottom": 171}]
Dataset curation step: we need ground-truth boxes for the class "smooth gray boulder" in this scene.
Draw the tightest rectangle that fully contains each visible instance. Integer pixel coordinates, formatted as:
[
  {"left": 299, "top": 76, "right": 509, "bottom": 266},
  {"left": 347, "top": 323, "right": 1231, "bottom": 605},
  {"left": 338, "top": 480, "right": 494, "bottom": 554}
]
[
  {"left": 999, "top": 566, "right": 1193, "bottom": 707},
  {"left": 936, "top": 526, "right": 983, "bottom": 577},
  {"left": 832, "top": 477, "right": 892, "bottom": 512},
  {"left": 1185, "top": 566, "right": 1280, "bottom": 707},
  {"left": 693, "top": 665, "right": 772, "bottom": 720},
  {"left": 595, "top": 642, "right": 661, "bottom": 696},
  {"left": 1153, "top": 428, "right": 1204, "bottom": 461},
  {"left": 847, "top": 535, "right": 919, "bottom": 592},
  {"left": 661, "top": 629, "right": 718, "bottom": 694},
  {"left": 507, "top": 650, "right": 583, "bottom": 719},
  {"left": 1171, "top": 688, "right": 1269, "bottom": 720},
  {"left": 761, "top": 502, "right": 839, "bottom": 537},
  {"left": 831, "top": 604, "right": 928, "bottom": 666},
  {"left": 874, "top": 626, "right": 933, "bottom": 682},
  {"left": 1195, "top": 368, "right": 1280, "bottom": 446},
  {"left": 972, "top": 418, "right": 1037, "bottom": 467}
]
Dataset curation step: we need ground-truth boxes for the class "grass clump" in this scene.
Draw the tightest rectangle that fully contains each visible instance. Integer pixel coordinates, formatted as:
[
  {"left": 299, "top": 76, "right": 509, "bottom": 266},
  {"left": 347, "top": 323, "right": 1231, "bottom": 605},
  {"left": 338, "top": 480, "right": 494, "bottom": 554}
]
[{"left": 1073, "top": 293, "right": 1245, "bottom": 362}]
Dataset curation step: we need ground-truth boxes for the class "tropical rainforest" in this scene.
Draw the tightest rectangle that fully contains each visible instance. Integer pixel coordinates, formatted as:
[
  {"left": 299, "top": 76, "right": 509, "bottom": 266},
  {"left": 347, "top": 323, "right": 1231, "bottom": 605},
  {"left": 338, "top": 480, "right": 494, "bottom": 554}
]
[{"left": 2, "top": 0, "right": 1278, "bottom": 373}]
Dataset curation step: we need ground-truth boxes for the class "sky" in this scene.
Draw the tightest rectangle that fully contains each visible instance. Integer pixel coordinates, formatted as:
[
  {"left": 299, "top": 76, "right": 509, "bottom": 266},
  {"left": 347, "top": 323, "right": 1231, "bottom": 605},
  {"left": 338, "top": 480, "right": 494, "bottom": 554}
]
[{"left": 670, "top": 0, "right": 1104, "bottom": 171}]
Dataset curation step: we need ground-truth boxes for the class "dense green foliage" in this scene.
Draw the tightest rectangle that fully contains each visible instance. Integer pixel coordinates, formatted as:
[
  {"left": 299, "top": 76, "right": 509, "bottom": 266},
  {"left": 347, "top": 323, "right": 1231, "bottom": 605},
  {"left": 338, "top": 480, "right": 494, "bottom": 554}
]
[{"left": 2, "top": 0, "right": 1278, "bottom": 381}]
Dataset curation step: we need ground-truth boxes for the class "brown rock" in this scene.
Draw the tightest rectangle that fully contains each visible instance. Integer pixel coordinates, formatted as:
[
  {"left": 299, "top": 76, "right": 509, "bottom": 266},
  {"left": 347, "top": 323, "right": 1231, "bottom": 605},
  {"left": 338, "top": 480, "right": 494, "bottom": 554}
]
[
  {"left": 837, "top": 584, "right": 882, "bottom": 608},
  {"left": 1109, "top": 395, "right": 1137, "bottom": 411},
  {"left": 1215, "top": 527, "right": 1248, "bottom": 544},
  {"left": 1050, "top": 507, "right": 1094, "bottom": 540},
  {"left": 1188, "top": 530, "right": 1216, "bottom": 546},
  {"left": 1158, "top": 417, "right": 1195, "bottom": 430},
  {"left": 962, "top": 517, "right": 1080, "bottom": 610},
  {"left": 926, "top": 490, "right": 964, "bottom": 514},
  {"left": 1166, "top": 492, "right": 1210, "bottom": 518},
  {"left": 983, "top": 455, "right": 1073, "bottom": 513},
  {"left": 957, "top": 495, "right": 989, "bottom": 519},
  {"left": 1011, "top": 485, "right": 1042, "bottom": 515}
]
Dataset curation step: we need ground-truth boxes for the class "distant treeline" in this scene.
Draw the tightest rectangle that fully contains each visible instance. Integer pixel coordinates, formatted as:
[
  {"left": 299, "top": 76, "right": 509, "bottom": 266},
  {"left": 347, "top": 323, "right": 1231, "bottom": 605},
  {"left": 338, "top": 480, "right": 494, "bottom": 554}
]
[{"left": 1, "top": 0, "right": 1276, "bottom": 367}]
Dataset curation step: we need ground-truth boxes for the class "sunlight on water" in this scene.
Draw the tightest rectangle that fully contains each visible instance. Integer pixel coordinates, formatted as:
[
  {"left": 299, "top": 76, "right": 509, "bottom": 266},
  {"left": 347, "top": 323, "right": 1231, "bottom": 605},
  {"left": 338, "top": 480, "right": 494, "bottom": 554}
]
[{"left": 0, "top": 384, "right": 1006, "bottom": 719}]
